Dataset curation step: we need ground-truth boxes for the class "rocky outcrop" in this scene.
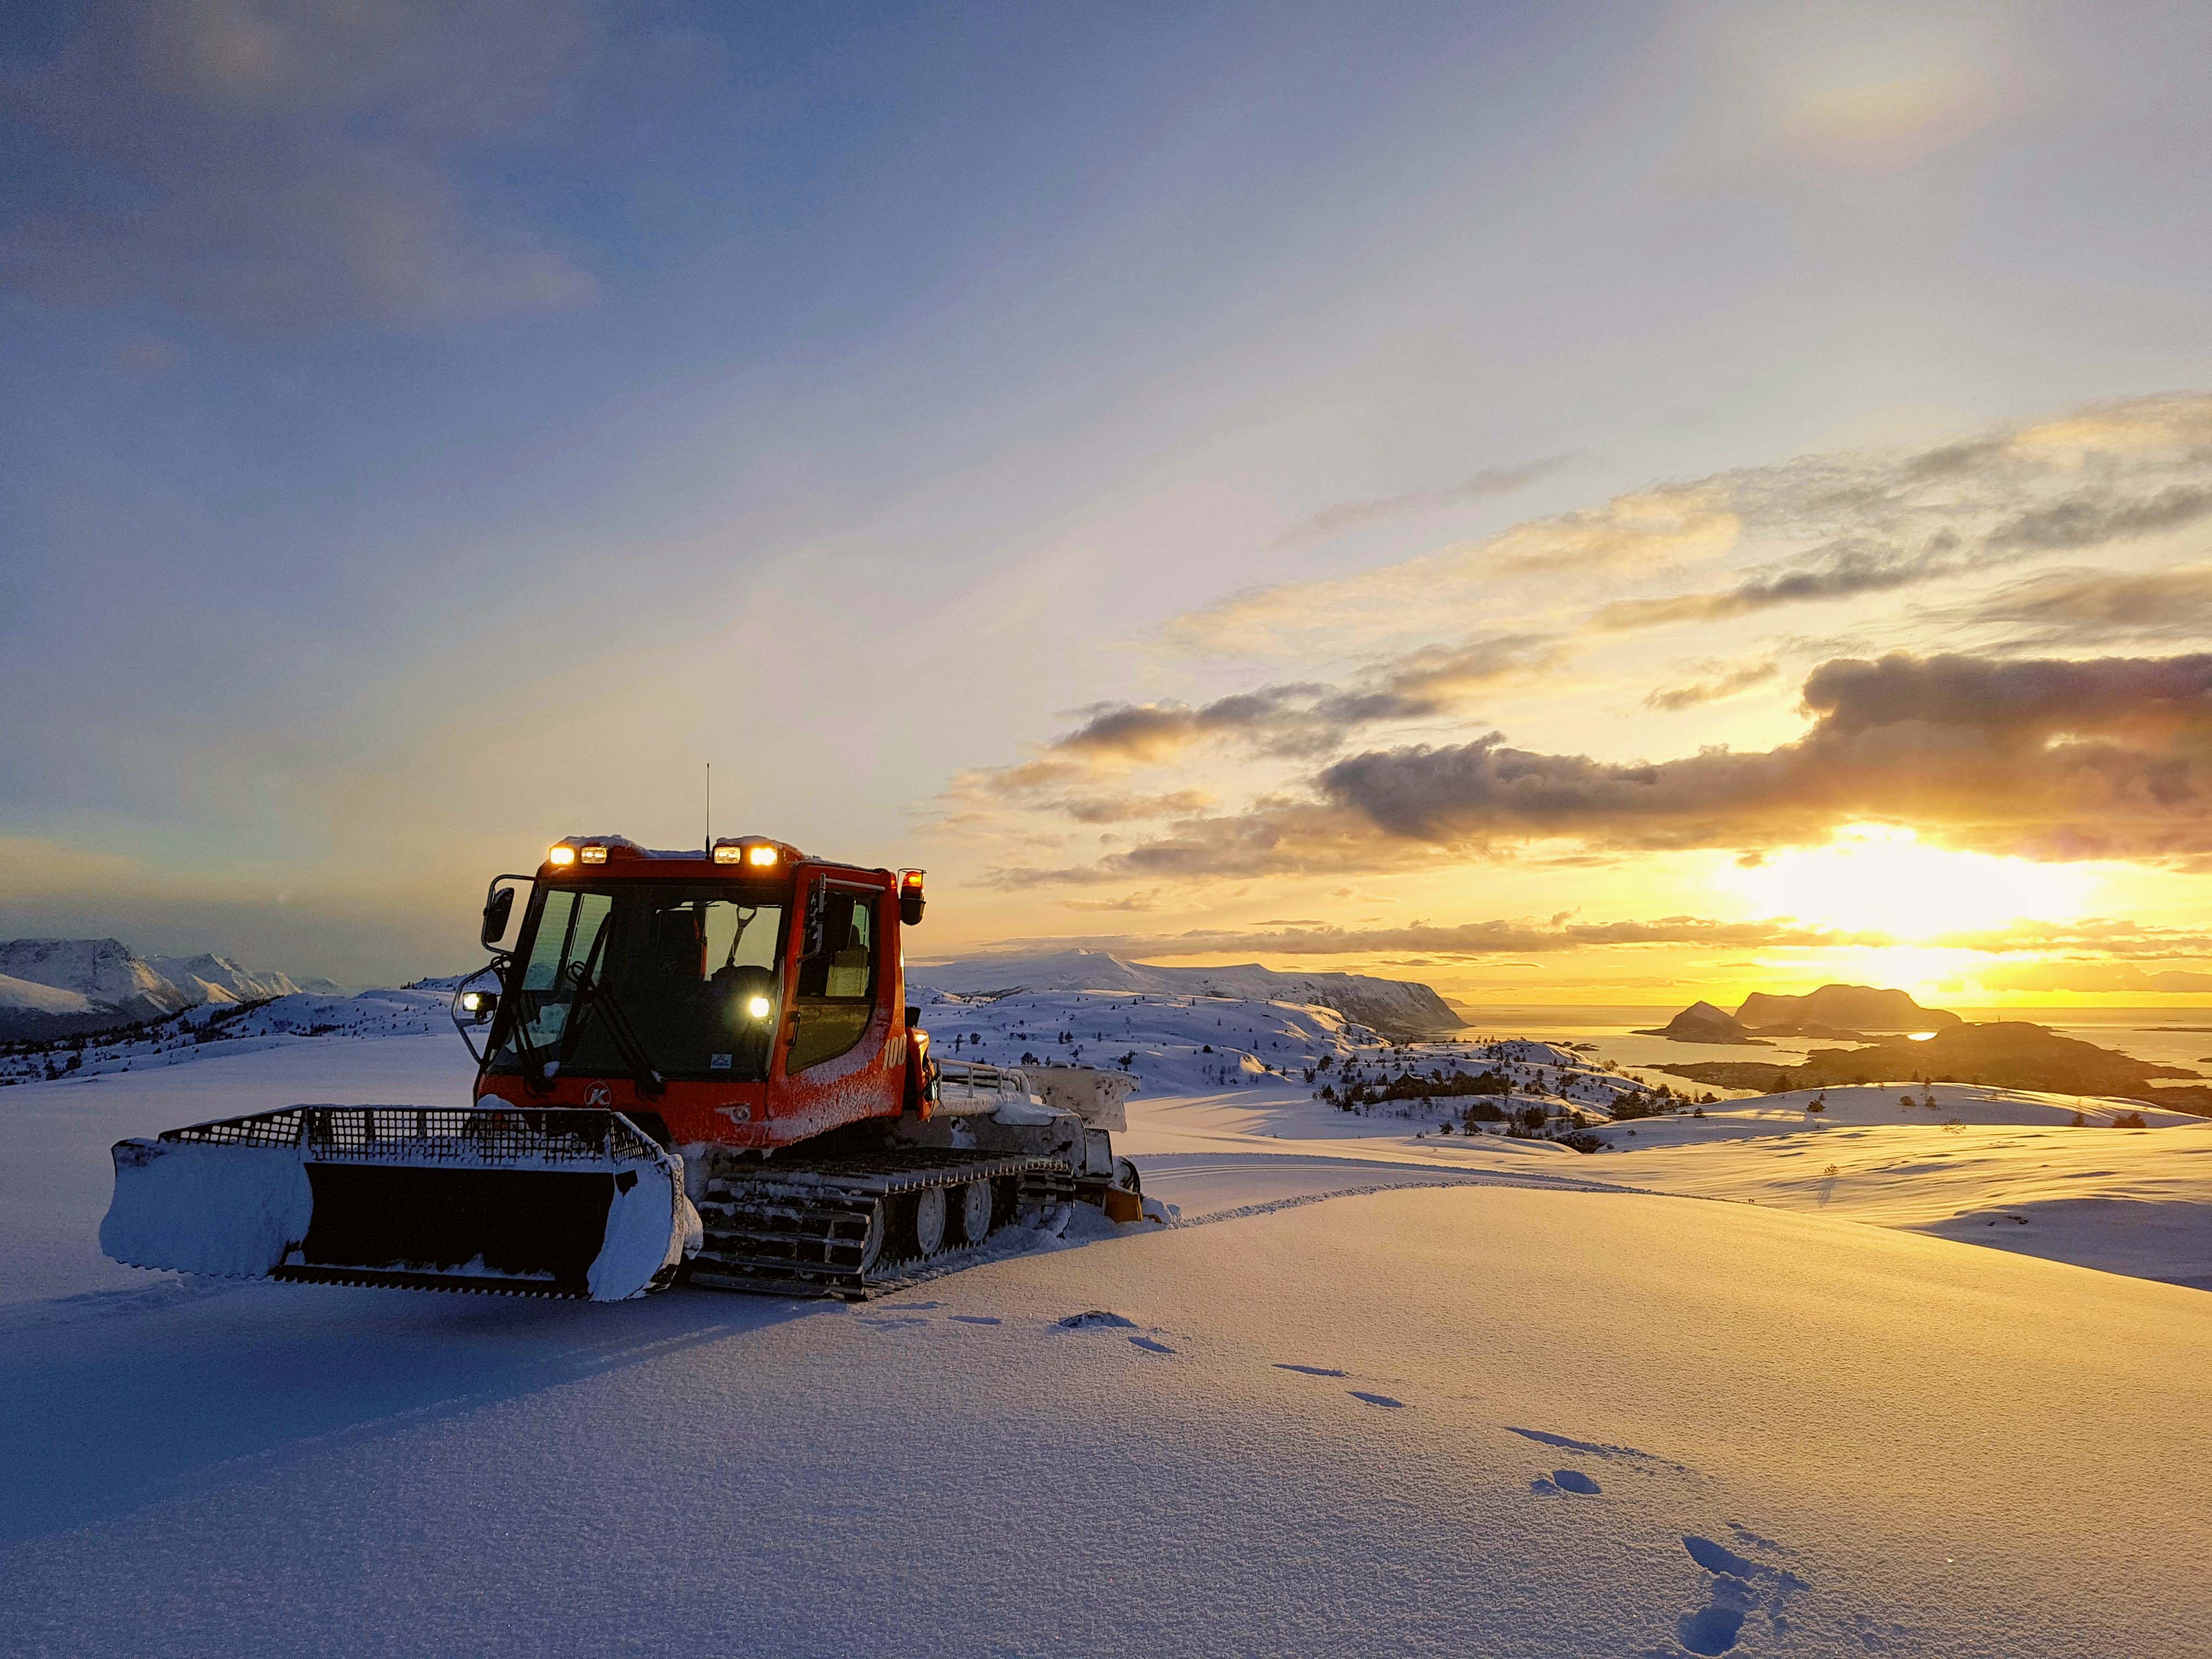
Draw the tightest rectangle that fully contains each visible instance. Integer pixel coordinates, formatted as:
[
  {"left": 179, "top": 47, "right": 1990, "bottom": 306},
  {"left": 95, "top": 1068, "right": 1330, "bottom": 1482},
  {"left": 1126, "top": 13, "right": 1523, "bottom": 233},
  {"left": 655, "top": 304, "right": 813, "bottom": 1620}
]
[
  {"left": 1634, "top": 1001, "right": 1768, "bottom": 1044},
  {"left": 1735, "top": 985, "right": 1960, "bottom": 1033},
  {"left": 1656, "top": 1021, "right": 2198, "bottom": 1097}
]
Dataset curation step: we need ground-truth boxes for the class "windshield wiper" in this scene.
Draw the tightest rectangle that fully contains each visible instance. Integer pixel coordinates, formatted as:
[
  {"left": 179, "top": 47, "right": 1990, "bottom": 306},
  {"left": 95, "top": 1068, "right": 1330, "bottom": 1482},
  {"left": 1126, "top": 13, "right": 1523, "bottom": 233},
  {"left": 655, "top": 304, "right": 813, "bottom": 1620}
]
[{"left": 555, "top": 961, "right": 667, "bottom": 1099}]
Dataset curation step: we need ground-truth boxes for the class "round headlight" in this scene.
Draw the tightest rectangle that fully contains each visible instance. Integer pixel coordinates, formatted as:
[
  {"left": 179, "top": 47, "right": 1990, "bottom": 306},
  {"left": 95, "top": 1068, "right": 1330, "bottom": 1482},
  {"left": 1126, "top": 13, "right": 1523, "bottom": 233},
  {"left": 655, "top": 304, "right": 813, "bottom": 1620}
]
[{"left": 745, "top": 995, "right": 772, "bottom": 1021}]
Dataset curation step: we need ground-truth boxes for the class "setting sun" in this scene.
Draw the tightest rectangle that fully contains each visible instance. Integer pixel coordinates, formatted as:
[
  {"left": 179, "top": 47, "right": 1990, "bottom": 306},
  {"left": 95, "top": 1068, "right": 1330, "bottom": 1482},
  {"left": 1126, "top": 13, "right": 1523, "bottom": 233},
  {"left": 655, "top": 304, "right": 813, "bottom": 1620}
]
[{"left": 1727, "top": 825, "right": 2099, "bottom": 939}]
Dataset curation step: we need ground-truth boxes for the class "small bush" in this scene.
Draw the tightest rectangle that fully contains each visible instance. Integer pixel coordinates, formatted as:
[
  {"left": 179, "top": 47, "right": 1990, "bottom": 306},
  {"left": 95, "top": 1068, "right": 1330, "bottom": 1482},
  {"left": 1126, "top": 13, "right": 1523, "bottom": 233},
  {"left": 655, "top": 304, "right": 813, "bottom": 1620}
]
[{"left": 2110, "top": 1110, "right": 2149, "bottom": 1130}]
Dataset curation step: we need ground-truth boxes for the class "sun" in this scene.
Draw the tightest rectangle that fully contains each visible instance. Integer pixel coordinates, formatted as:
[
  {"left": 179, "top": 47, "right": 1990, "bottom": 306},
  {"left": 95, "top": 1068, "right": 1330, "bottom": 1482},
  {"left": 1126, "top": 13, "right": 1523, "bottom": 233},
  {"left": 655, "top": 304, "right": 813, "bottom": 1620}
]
[{"left": 1726, "top": 825, "right": 2097, "bottom": 939}]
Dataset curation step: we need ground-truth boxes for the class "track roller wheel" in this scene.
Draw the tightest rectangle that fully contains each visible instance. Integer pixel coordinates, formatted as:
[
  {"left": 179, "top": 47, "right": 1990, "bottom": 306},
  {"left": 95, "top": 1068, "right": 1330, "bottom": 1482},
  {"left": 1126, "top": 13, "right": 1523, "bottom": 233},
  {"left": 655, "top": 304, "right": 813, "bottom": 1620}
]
[
  {"left": 952, "top": 1178, "right": 994, "bottom": 1245},
  {"left": 896, "top": 1187, "right": 948, "bottom": 1258}
]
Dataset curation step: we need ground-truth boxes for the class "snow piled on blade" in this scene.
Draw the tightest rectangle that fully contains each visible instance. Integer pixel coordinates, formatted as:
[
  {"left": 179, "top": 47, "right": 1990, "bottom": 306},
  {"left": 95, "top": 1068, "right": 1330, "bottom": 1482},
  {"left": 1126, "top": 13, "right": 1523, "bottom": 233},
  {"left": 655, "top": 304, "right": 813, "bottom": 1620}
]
[
  {"left": 98, "top": 1139, "right": 311, "bottom": 1279},
  {"left": 586, "top": 1157, "right": 696, "bottom": 1301}
]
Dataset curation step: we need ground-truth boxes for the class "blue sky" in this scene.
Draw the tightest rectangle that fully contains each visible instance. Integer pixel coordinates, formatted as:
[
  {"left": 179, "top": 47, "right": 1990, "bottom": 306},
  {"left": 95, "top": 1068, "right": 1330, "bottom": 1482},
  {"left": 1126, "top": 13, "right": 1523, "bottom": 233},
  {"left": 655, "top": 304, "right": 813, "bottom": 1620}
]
[{"left": 5, "top": 2, "right": 2211, "bottom": 997}]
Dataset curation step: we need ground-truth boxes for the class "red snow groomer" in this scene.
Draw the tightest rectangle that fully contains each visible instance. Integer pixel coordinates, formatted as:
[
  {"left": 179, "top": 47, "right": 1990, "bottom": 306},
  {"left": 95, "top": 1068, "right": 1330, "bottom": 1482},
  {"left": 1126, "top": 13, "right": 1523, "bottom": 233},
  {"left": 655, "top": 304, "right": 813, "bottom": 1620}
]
[{"left": 103, "top": 836, "right": 1142, "bottom": 1300}]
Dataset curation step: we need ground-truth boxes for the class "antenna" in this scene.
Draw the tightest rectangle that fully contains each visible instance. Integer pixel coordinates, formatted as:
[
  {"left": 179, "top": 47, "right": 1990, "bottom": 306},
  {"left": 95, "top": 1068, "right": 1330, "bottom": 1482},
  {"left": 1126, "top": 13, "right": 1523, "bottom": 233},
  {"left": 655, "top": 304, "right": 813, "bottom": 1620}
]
[{"left": 704, "top": 761, "right": 711, "bottom": 854}]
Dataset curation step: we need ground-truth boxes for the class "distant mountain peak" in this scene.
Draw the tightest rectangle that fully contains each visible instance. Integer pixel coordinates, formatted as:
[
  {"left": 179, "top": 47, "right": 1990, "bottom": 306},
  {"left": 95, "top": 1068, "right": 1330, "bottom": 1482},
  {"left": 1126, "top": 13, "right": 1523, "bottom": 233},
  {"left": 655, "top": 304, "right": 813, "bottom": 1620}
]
[{"left": 0, "top": 938, "right": 329, "bottom": 1040}]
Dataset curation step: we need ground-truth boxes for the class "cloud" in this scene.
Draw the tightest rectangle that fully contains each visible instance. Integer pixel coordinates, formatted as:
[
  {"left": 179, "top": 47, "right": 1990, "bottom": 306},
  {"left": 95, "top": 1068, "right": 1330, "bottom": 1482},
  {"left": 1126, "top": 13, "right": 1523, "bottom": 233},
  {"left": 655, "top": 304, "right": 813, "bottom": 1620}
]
[
  {"left": 1967, "top": 962, "right": 2212, "bottom": 995},
  {"left": 983, "top": 913, "right": 1885, "bottom": 960},
  {"left": 1644, "top": 659, "right": 1780, "bottom": 712},
  {"left": 1593, "top": 483, "right": 2212, "bottom": 634},
  {"left": 1983, "top": 485, "right": 2212, "bottom": 554},
  {"left": 949, "top": 633, "right": 1561, "bottom": 809},
  {"left": 1172, "top": 486, "right": 1737, "bottom": 656},
  {"left": 1059, "top": 890, "right": 1172, "bottom": 913},
  {"left": 1009, "top": 650, "right": 2212, "bottom": 882},
  {"left": 1268, "top": 456, "right": 1572, "bottom": 547},
  {"left": 1319, "top": 651, "right": 2212, "bottom": 857},
  {"left": 1058, "top": 790, "right": 1216, "bottom": 824},
  {"left": 1177, "top": 394, "right": 2212, "bottom": 656},
  {"left": 0, "top": 0, "right": 603, "bottom": 334},
  {"left": 1592, "top": 537, "right": 1941, "bottom": 630},
  {"left": 1943, "top": 564, "right": 2212, "bottom": 647}
]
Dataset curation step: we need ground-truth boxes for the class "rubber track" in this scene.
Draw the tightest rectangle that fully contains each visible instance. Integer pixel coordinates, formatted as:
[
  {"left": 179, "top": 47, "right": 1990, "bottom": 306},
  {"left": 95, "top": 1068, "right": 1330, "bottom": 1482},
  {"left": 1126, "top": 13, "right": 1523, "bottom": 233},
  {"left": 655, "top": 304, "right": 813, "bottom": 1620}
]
[{"left": 690, "top": 1148, "right": 1076, "bottom": 1299}]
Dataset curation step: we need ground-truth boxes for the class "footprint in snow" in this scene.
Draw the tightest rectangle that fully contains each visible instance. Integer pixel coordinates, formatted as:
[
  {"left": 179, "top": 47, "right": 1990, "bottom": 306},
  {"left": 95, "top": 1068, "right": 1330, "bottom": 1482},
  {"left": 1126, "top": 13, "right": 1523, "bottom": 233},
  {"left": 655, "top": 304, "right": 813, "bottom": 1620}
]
[
  {"left": 1672, "top": 1532, "right": 1809, "bottom": 1656},
  {"left": 950, "top": 1314, "right": 1001, "bottom": 1326},
  {"left": 1503, "top": 1425, "right": 1686, "bottom": 1475},
  {"left": 1350, "top": 1391, "right": 1404, "bottom": 1408},
  {"left": 1530, "top": 1468, "right": 1601, "bottom": 1496},
  {"left": 1057, "top": 1310, "right": 1136, "bottom": 1330},
  {"left": 1274, "top": 1363, "right": 1349, "bottom": 1376},
  {"left": 1129, "top": 1336, "right": 1175, "bottom": 1354},
  {"left": 857, "top": 1316, "right": 930, "bottom": 1329}
]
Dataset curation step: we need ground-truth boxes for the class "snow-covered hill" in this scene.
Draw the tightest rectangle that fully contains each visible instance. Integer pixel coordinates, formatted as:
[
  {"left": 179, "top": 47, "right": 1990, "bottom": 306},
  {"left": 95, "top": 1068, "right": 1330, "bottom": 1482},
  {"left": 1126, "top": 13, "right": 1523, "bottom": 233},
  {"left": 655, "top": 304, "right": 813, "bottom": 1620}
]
[
  {"left": 0, "top": 939, "right": 335, "bottom": 1041},
  {"left": 0, "top": 987, "right": 445, "bottom": 1085},
  {"left": 0, "top": 970, "right": 98, "bottom": 1021},
  {"left": 912, "top": 949, "right": 1460, "bottom": 1036}
]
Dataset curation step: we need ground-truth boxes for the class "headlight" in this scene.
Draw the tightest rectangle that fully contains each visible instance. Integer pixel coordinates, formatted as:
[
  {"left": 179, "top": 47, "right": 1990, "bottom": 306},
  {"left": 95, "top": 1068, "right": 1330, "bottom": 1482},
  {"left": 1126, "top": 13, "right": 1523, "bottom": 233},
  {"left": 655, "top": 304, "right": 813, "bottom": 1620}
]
[
  {"left": 546, "top": 844, "right": 577, "bottom": 867},
  {"left": 745, "top": 995, "right": 772, "bottom": 1020}
]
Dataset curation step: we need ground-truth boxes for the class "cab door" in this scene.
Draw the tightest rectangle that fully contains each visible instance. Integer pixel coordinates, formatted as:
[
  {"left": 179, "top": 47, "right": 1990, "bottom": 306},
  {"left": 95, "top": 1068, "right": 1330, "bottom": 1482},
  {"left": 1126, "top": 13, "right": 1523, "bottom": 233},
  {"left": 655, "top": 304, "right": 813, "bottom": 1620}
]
[{"left": 772, "top": 872, "right": 901, "bottom": 1141}]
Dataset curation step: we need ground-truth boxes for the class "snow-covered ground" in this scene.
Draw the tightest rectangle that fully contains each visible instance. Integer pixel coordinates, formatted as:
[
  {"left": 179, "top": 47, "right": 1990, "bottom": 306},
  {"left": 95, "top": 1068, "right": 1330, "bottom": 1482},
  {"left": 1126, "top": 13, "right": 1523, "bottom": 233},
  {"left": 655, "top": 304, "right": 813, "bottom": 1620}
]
[{"left": 3, "top": 993, "right": 2209, "bottom": 1655}]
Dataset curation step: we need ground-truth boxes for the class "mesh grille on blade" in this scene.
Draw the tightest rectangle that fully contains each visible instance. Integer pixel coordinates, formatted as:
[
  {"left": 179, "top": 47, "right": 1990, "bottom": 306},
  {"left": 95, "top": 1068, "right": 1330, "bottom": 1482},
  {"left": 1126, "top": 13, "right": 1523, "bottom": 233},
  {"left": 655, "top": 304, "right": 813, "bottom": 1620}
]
[{"left": 158, "top": 1106, "right": 658, "bottom": 1165}]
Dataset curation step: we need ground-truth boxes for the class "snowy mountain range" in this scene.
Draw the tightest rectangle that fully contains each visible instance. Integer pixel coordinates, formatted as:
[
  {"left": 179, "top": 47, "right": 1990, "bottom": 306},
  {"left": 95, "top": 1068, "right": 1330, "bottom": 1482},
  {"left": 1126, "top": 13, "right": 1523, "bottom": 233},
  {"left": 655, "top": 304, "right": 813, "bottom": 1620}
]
[
  {"left": 910, "top": 949, "right": 1461, "bottom": 1037},
  {"left": 0, "top": 938, "right": 340, "bottom": 1041}
]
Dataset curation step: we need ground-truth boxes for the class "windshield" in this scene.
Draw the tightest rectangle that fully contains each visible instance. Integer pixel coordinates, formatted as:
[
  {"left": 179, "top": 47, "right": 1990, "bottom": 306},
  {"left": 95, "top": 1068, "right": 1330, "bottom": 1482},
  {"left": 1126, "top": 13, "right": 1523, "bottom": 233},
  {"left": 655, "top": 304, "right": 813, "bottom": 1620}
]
[{"left": 489, "top": 881, "right": 787, "bottom": 1082}]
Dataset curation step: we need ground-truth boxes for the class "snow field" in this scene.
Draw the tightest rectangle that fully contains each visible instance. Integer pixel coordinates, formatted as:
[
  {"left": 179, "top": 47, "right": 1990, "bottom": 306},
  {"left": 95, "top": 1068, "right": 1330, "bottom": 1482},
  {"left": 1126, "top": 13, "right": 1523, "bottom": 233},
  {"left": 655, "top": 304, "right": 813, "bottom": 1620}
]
[
  {"left": 3, "top": 991, "right": 2211, "bottom": 1654},
  {"left": 3, "top": 1184, "right": 2206, "bottom": 1657}
]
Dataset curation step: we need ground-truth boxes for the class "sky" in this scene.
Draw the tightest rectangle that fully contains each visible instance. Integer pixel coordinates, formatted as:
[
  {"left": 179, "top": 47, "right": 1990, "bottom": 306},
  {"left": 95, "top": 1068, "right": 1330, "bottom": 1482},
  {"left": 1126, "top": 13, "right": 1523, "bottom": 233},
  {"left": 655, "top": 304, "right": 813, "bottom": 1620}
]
[{"left": 4, "top": 1, "right": 2212, "bottom": 1009}]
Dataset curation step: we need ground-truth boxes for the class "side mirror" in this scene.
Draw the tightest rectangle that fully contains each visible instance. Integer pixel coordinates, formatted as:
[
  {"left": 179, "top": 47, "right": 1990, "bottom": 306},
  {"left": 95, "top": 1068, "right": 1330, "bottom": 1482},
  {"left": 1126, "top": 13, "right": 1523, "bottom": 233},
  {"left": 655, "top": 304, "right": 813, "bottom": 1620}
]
[{"left": 480, "top": 876, "right": 527, "bottom": 951}]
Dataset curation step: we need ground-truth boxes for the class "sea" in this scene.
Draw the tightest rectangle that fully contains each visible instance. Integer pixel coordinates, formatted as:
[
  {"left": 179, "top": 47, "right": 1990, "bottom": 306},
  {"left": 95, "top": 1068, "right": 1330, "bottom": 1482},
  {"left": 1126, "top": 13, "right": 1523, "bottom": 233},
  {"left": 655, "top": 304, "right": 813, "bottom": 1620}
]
[{"left": 1449, "top": 1006, "right": 2212, "bottom": 1078}]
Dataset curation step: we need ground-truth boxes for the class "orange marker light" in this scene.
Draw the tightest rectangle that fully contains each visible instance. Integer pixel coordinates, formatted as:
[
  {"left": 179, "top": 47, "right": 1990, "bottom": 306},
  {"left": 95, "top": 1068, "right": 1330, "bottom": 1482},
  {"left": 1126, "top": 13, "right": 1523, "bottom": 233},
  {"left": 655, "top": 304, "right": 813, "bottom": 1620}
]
[
  {"left": 547, "top": 845, "right": 577, "bottom": 867},
  {"left": 746, "top": 844, "right": 778, "bottom": 867}
]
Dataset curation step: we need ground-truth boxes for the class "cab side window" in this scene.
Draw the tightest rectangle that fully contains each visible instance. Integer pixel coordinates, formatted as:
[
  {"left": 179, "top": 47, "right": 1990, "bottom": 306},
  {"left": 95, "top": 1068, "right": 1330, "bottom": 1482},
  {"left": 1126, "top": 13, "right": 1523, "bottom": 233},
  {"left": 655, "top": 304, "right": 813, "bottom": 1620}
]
[{"left": 789, "top": 884, "right": 881, "bottom": 1071}]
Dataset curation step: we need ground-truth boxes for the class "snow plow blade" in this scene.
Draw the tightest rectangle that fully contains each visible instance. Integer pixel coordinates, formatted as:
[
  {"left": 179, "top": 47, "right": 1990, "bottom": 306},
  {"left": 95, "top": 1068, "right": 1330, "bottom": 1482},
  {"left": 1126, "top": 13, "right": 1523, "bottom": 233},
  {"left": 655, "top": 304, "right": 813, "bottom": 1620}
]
[{"left": 101, "top": 1106, "right": 697, "bottom": 1301}]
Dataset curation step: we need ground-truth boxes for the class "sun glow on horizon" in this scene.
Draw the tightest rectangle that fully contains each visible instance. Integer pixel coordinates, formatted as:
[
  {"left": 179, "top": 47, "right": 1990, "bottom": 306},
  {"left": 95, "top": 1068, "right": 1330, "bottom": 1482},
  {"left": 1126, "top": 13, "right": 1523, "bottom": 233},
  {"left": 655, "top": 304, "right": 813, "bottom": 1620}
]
[{"left": 1726, "top": 825, "right": 2099, "bottom": 940}]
